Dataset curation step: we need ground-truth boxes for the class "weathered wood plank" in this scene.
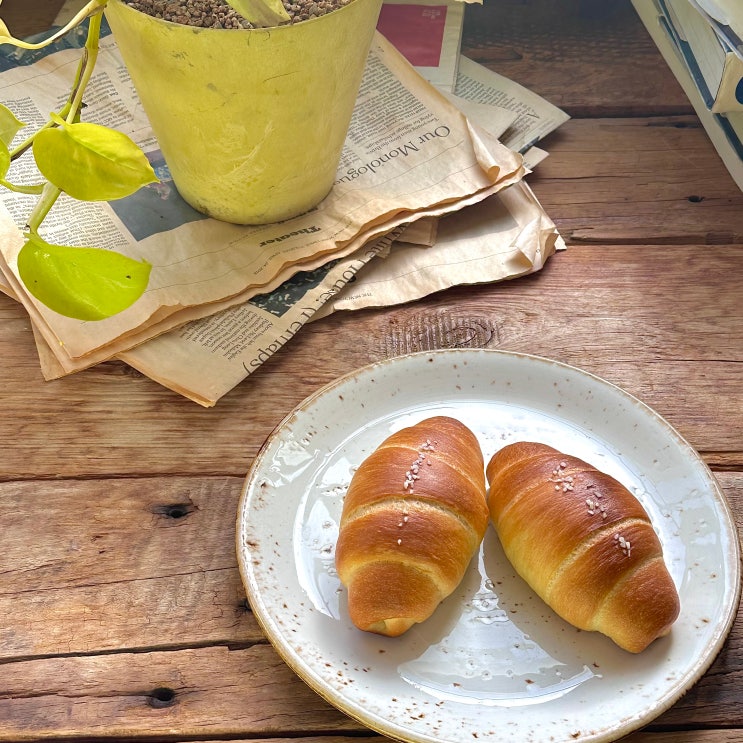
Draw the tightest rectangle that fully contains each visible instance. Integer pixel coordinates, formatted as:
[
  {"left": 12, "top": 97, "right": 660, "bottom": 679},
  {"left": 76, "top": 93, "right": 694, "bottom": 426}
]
[
  {"left": 657, "top": 608, "right": 743, "bottom": 728},
  {"left": 461, "top": 0, "right": 692, "bottom": 117},
  {"left": 626, "top": 735, "right": 743, "bottom": 743},
  {"left": 0, "top": 473, "right": 739, "bottom": 666},
  {"left": 1, "top": 240, "right": 741, "bottom": 479},
  {"left": 0, "top": 628, "right": 740, "bottom": 742},
  {"left": 167, "top": 735, "right": 743, "bottom": 743},
  {"left": 0, "top": 645, "right": 355, "bottom": 740},
  {"left": 168, "top": 735, "right": 743, "bottom": 743},
  {"left": 224, "top": 242, "right": 743, "bottom": 457},
  {"left": 170, "top": 739, "right": 384, "bottom": 743},
  {"left": 169, "top": 739, "right": 385, "bottom": 743},
  {"left": 0, "top": 476, "right": 263, "bottom": 658},
  {"left": 531, "top": 118, "right": 743, "bottom": 244}
]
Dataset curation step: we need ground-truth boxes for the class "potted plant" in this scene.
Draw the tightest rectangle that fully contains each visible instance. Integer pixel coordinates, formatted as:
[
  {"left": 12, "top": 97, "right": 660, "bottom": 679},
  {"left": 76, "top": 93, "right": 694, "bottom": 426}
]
[{"left": 0, "top": 0, "right": 383, "bottom": 320}]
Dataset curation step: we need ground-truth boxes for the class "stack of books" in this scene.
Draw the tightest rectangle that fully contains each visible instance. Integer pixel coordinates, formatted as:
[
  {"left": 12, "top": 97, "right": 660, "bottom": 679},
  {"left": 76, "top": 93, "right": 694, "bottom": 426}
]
[{"left": 633, "top": 0, "right": 743, "bottom": 191}]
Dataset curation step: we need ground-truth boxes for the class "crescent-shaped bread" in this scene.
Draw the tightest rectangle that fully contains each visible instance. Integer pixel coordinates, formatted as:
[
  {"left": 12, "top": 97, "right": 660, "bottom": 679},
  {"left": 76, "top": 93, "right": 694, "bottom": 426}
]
[
  {"left": 336, "top": 416, "right": 489, "bottom": 636},
  {"left": 486, "top": 441, "right": 680, "bottom": 653}
]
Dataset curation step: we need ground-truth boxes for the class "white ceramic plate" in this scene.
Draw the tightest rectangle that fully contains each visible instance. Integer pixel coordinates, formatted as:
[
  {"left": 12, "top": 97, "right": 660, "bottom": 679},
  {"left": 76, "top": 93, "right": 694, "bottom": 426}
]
[{"left": 236, "top": 349, "right": 740, "bottom": 743}]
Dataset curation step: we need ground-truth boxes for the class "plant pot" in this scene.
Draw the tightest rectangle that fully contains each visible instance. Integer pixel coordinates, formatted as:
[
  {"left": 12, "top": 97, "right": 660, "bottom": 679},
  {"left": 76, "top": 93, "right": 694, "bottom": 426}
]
[{"left": 104, "top": 0, "right": 383, "bottom": 224}]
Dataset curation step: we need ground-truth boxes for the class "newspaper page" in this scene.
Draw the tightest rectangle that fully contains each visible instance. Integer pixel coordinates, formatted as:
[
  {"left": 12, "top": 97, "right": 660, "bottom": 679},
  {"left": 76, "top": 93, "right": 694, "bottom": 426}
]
[
  {"left": 452, "top": 55, "right": 570, "bottom": 155},
  {"left": 21, "top": 170, "right": 513, "bottom": 378},
  {"left": 0, "top": 261, "right": 15, "bottom": 299},
  {"left": 108, "top": 174, "right": 561, "bottom": 408},
  {"left": 394, "top": 218, "right": 438, "bottom": 246},
  {"left": 0, "top": 30, "right": 525, "bottom": 365},
  {"left": 313, "top": 180, "right": 564, "bottom": 318},
  {"left": 85, "top": 81, "right": 563, "bottom": 406},
  {"left": 116, "top": 237, "right": 397, "bottom": 405},
  {"left": 111, "top": 174, "right": 563, "bottom": 407},
  {"left": 32, "top": 228, "right": 404, "bottom": 403},
  {"left": 0, "top": 7, "right": 570, "bottom": 406},
  {"left": 309, "top": 55, "right": 570, "bottom": 318}
]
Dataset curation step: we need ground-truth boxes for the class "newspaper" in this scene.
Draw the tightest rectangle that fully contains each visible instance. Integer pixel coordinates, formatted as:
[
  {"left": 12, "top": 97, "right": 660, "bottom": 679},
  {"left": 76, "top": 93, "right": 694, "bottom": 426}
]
[
  {"left": 0, "top": 29, "right": 525, "bottom": 365},
  {"left": 452, "top": 55, "right": 571, "bottom": 155},
  {"left": 28, "top": 228, "right": 404, "bottom": 404},
  {"left": 308, "top": 54, "right": 569, "bottom": 319},
  {"left": 110, "top": 60, "right": 567, "bottom": 406},
  {"left": 313, "top": 179, "right": 564, "bottom": 318},
  {"left": 0, "top": 8, "right": 568, "bottom": 406}
]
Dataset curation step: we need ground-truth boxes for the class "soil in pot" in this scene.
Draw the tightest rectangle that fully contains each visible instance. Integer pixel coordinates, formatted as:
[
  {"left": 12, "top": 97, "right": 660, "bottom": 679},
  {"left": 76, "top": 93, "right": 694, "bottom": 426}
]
[{"left": 124, "top": 0, "right": 355, "bottom": 28}]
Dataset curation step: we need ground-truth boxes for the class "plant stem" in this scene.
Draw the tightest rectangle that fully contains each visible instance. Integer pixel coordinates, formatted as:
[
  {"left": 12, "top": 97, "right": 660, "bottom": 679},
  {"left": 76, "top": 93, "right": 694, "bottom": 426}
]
[
  {"left": 26, "top": 182, "right": 62, "bottom": 235},
  {"left": 0, "top": 178, "right": 44, "bottom": 195},
  {"left": 21, "top": 6, "right": 105, "bottom": 235},
  {"left": 66, "top": 9, "right": 104, "bottom": 125},
  {"left": 9, "top": 6, "right": 105, "bottom": 160}
]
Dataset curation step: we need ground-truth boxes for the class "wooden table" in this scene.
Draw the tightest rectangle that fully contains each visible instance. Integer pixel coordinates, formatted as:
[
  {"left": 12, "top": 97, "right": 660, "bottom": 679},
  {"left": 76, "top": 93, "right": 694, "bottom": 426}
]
[{"left": 1, "top": 1, "right": 741, "bottom": 741}]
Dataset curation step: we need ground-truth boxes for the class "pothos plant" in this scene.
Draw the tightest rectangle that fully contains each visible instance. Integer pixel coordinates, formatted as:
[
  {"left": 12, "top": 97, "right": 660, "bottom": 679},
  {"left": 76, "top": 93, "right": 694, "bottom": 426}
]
[{"left": 0, "top": 0, "right": 290, "bottom": 321}]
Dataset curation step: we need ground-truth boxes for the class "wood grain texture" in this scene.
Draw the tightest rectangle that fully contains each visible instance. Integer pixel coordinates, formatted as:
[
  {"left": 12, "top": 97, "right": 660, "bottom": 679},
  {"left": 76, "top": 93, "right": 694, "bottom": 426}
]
[
  {"left": 124, "top": 736, "right": 743, "bottom": 743},
  {"left": 0, "top": 473, "right": 738, "bottom": 739},
  {"left": 0, "top": 623, "right": 739, "bottom": 740},
  {"left": 2, "top": 238, "right": 740, "bottom": 478},
  {"left": 0, "top": 477, "right": 264, "bottom": 659},
  {"left": 102, "top": 736, "right": 743, "bottom": 743},
  {"left": 0, "top": 645, "right": 356, "bottom": 739},
  {"left": 628, "top": 735, "right": 743, "bottom": 743},
  {"left": 0, "top": 1, "right": 741, "bottom": 741},
  {"left": 0, "top": 0, "right": 66, "bottom": 38},
  {"left": 531, "top": 118, "right": 743, "bottom": 244},
  {"left": 461, "top": 0, "right": 692, "bottom": 117},
  {"left": 48, "top": 736, "right": 743, "bottom": 743}
]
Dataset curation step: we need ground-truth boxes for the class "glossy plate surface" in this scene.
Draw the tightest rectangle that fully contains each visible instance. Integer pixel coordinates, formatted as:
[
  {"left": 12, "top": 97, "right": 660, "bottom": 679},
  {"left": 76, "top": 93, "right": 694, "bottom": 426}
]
[{"left": 236, "top": 349, "right": 740, "bottom": 743}]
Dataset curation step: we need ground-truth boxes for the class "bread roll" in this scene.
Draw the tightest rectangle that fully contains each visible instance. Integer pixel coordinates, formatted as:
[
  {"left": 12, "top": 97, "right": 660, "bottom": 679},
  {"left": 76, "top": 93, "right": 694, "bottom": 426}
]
[
  {"left": 486, "top": 442, "right": 680, "bottom": 653},
  {"left": 335, "top": 416, "right": 489, "bottom": 636}
]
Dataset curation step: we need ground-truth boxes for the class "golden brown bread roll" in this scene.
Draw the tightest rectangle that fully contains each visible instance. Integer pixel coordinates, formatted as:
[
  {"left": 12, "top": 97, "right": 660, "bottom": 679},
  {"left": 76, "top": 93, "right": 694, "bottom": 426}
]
[
  {"left": 335, "top": 416, "right": 489, "bottom": 636},
  {"left": 486, "top": 441, "right": 680, "bottom": 653}
]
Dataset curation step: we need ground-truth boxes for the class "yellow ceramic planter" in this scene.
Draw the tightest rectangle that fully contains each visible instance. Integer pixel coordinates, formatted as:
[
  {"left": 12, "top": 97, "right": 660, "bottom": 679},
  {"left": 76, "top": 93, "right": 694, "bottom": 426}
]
[{"left": 104, "top": 0, "right": 382, "bottom": 224}]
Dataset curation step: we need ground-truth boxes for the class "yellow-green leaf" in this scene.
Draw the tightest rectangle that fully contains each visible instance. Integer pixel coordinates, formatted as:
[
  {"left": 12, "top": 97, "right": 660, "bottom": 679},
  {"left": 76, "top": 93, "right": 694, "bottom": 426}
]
[
  {"left": 224, "top": 0, "right": 290, "bottom": 27},
  {"left": 17, "top": 235, "right": 151, "bottom": 321},
  {"left": 0, "top": 104, "right": 24, "bottom": 147},
  {"left": 33, "top": 122, "right": 158, "bottom": 201}
]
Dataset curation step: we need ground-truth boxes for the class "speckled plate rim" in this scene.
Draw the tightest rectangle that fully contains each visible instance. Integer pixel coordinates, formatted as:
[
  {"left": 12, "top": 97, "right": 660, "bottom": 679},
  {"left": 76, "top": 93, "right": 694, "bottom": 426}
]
[{"left": 236, "top": 349, "right": 741, "bottom": 743}]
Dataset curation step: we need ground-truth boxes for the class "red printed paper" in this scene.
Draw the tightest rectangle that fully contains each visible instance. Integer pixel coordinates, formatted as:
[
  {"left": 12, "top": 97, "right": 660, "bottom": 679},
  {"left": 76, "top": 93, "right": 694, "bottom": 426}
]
[{"left": 376, "top": 4, "right": 448, "bottom": 67}]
